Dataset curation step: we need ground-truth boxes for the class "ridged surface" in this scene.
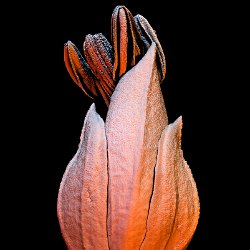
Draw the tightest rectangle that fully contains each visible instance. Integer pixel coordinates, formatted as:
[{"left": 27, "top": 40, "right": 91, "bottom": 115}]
[
  {"left": 141, "top": 117, "right": 200, "bottom": 250},
  {"left": 134, "top": 14, "right": 166, "bottom": 82},
  {"left": 57, "top": 104, "right": 109, "bottom": 250},
  {"left": 111, "top": 5, "right": 143, "bottom": 80},
  {"left": 106, "top": 43, "right": 168, "bottom": 250},
  {"left": 83, "top": 33, "right": 115, "bottom": 106}
]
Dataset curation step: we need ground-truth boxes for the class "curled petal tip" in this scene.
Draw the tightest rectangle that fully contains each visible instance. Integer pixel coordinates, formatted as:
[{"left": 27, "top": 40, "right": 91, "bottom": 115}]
[
  {"left": 57, "top": 103, "right": 109, "bottom": 249},
  {"left": 134, "top": 14, "right": 166, "bottom": 82},
  {"left": 141, "top": 117, "right": 199, "bottom": 249},
  {"left": 111, "top": 4, "right": 144, "bottom": 81}
]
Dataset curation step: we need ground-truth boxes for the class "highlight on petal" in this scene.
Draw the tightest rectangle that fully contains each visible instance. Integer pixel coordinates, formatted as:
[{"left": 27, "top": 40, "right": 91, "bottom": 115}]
[
  {"left": 57, "top": 104, "right": 109, "bottom": 250},
  {"left": 141, "top": 117, "right": 200, "bottom": 250},
  {"left": 105, "top": 43, "right": 168, "bottom": 250}
]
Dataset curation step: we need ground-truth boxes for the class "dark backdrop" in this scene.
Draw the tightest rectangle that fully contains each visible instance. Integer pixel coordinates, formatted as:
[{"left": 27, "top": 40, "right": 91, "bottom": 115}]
[{"left": 11, "top": 0, "right": 241, "bottom": 249}]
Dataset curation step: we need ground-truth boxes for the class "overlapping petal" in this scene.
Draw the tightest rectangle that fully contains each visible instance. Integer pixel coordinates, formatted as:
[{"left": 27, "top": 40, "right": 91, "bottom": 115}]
[
  {"left": 58, "top": 5, "right": 200, "bottom": 250},
  {"left": 57, "top": 104, "right": 108, "bottom": 250},
  {"left": 140, "top": 117, "right": 200, "bottom": 250},
  {"left": 105, "top": 43, "right": 167, "bottom": 249},
  {"left": 134, "top": 14, "right": 166, "bottom": 82}
]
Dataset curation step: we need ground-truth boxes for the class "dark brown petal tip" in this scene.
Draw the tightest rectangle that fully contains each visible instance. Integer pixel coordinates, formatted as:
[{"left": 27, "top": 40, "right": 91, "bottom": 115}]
[
  {"left": 83, "top": 33, "right": 115, "bottom": 107},
  {"left": 111, "top": 5, "right": 145, "bottom": 81},
  {"left": 134, "top": 14, "right": 166, "bottom": 82},
  {"left": 64, "top": 41, "right": 98, "bottom": 98}
]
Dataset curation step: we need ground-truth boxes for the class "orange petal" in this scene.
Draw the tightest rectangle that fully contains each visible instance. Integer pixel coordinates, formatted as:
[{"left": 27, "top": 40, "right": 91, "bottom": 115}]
[
  {"left": 83, "top": 34, "right": 114, "bottom": 91},
  {"left": 111, "top": 5, "right": 144, "bottom": 80},
  {"left": 64, "top": 41, "right": 98, "bottom": 98},
  {"left": 57, "top": 104, "right": 109, "bottom": 250},
  {"left": 164, "top": 117, "right": 200, "bottom": 250},
  {"left": 140, "top": 117, "right": 200, "bottom": 249},
  {"left": 83, "top": 33, "right": 115, "bottom": 106},
  {"left": 106, "top": 43, "right": 168, "bottom": 250}
]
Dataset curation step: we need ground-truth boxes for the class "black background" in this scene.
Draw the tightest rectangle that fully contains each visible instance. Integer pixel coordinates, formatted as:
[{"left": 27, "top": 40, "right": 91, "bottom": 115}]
[{"left": 7, "top": 0, "right": 244, "bottom": 249}]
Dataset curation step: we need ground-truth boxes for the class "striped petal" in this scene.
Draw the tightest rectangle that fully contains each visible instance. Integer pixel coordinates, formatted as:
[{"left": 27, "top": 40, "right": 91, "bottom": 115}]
[
  {"left": 134, "top": 14, "right": 166, "bottom": 82},
  {"left": 111, "top": 5, "right": 145, "bottom": 81},
  {"left": 83, "top": 33, "right": 115, "bottom": 106},
  {"left": 64, "top": 41, "right": 98, "bottom": 98}
]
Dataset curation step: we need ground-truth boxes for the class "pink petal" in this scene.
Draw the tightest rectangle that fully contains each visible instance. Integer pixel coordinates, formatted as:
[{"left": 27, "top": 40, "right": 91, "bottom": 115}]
[
  {"left": 106, "top": 43, "right": 168, "bottom": 249},
  {"left": 57, "top": 104, "right": 109, "bottom": 250},
  {"left": 141, "top": 117, "right": 200, "bottom": 250}
]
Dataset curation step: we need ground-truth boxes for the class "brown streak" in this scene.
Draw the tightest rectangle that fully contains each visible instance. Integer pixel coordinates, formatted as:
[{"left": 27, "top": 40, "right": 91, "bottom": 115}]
[
  {"left": 64, "top": 43, "right": 84, "bottom": 91},
  {"left": 95, "top": 81, "right": 111, "bottom": 107},
  {"left": 84, "top": 35, "right": 114, "bottom": 93},
  {"left": 134, "top": 15, "right": 166, "bottom": 82},
  {"left": 124, "top": 8, "right": 142, "bottom": 67},
  {"left": 111, "top": 6, "right": 120, "bottom": 81},
  {"left": 67, "top": 41, "right": 98, "bottom": 97},
  {"left": 64, "top": 41, "right": 93, "bottom": 99},
  {"left": 111, "top": 6, "right": 144, "bottom": 81},
  {"left": 93, "top": 34, "right": 115, "bottom": 89}
]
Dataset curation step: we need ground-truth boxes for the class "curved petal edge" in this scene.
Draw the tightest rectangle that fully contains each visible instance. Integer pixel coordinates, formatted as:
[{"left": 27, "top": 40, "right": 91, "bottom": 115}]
[{"left": 57, "top": 103, "right": 109, "bottom": 250}]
